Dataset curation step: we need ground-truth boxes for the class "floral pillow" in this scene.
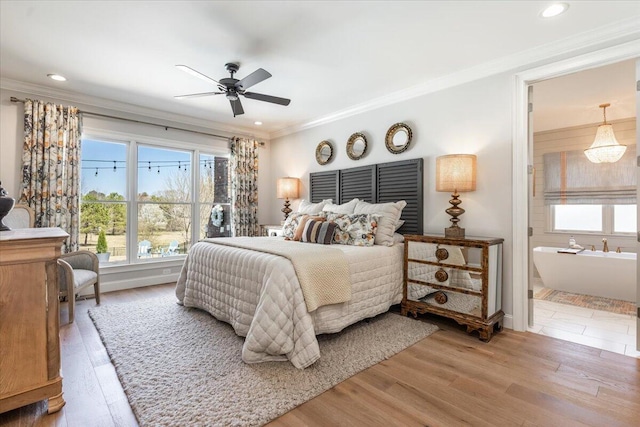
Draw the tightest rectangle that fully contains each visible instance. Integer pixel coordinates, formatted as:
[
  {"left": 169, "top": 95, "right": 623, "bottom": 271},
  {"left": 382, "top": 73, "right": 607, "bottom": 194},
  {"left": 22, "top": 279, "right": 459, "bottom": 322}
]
[
  {"left": 328, "top": 213, "right": 380, "bottom": 246},
  {"left": 283, "top": 212, "right": 307, "bottom": 239}
]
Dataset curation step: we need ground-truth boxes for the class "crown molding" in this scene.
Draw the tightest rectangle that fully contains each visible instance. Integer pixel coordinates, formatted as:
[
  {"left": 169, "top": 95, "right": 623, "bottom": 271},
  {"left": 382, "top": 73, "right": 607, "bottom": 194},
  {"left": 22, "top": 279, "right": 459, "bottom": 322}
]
[
  {"left": 0, "top": 78, "right": 270, "bottom": 140},
  {"left": 270, "top": 16, "right": 640, "bottom": 139}
]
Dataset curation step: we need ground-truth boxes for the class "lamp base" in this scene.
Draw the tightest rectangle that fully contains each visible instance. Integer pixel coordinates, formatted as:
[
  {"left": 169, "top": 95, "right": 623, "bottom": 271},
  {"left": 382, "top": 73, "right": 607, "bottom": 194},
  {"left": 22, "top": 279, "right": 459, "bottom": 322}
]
[
  {"left": 281, "top": 198, "right": 292, "bottom": 221},
  {"left": 444, "top": 225, "right": 465, "bottom": 239}
]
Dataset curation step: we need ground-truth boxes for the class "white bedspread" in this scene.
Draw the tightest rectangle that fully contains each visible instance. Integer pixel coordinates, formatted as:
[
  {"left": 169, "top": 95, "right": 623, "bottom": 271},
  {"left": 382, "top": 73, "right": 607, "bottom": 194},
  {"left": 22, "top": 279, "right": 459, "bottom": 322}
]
[{"left": 175, "top": 237, "right": 403, "bottom": 369}]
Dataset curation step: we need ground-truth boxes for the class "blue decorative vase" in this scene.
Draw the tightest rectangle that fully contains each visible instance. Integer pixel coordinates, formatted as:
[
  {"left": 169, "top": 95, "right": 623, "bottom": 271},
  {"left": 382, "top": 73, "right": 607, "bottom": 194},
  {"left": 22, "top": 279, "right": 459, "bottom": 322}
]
[{"left": 0, "top": 182, "right": 16, "bottom": 231}]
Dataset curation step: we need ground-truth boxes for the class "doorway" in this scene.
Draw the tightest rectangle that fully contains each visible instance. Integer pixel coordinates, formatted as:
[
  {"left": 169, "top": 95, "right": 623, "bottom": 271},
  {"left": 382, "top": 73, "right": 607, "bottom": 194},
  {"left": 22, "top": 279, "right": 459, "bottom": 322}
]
[{"left": 511, "top": 43, "right": 640, "bottom": 356}]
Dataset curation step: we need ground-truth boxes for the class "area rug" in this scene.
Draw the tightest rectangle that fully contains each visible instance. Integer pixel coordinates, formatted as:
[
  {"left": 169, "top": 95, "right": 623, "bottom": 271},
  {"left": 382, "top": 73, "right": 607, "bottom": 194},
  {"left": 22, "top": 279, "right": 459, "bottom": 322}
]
[
  {"left": 534, "top": 288, "right": 635, "bottom": 316},
  {"left": 88, "top": 296, "right": 438, "bottom": 427}
]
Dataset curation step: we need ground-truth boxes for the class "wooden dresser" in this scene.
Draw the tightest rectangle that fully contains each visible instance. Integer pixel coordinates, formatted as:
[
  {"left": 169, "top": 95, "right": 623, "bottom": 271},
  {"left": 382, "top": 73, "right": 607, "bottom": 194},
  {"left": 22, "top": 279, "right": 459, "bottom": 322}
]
[
  {"left": 402, "top": 234, "right": 504, "bottom": 341},
  {"left": 0, "top": 227, "right": 68, "bottom": 414}
]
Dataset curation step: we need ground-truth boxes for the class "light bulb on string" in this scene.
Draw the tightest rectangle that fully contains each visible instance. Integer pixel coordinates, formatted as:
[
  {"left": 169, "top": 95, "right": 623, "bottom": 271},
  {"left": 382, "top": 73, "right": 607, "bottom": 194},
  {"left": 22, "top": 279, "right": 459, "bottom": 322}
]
[
  {"left": 113, "top": 161, "right": 117, "bottom": 172},
  {"left": 178, "top": 161, "right": 181, "bottom": 170},
  {"left": 95, "top": 168, "right": 98, "bottom": 177},
  {"left": 148, "top": 162, "right": 151, "bottom": 172},
  {"left": 157, "top": 166, "right": 160, "bottom": 174}
]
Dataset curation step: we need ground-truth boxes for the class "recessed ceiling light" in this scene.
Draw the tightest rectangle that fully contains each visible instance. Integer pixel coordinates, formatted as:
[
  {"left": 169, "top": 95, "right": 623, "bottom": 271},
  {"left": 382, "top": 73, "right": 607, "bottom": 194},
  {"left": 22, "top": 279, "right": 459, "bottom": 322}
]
[
  {"left": 540, "top": 3, "right": 569, "bottom": 18},
  {"left": 254, "top": 121, "right": 263, "bottom": 126},
  {"left": 47, "top": 74, "right": 67, "bottom": 81}
]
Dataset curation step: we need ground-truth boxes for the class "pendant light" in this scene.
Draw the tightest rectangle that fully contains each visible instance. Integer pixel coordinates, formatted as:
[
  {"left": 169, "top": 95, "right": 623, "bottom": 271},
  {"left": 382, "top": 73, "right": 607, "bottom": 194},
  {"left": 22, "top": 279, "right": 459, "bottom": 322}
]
[{"left": 584, "top": 103, "right": 626, "bottom": 163}]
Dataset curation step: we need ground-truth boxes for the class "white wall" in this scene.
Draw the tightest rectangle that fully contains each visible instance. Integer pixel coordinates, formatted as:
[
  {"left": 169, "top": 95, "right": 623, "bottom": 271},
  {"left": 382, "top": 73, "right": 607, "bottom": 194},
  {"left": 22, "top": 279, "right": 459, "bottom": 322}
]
[
  {"left": 270, "top": 73, "right": 516, "bottom": 315},
  {"left": 0, "top": 87, "right": 273, "bottom": 291}
]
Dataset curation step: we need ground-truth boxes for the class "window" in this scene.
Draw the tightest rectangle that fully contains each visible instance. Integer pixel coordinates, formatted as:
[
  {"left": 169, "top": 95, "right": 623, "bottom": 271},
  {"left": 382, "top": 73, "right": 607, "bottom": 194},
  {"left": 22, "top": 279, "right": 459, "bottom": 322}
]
[
  {"left": 81, "top": 139, "right": 129, "bottom": 262},
  {"left": 80, "top": 135, "right": 230, "bottom": 264},
  {"left": 551, "top": 204, "right": 637, "bottom": 234},
  {"left": 614, "top": 205, "right": 637, "bottom": 233},
  {"left": 137, "top": 145, "right": 192, "bottom": 258}
]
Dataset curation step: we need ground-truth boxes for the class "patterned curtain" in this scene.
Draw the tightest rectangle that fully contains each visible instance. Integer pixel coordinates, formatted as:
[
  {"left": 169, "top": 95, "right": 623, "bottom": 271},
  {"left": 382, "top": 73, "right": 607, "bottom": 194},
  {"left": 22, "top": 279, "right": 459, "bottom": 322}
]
[
  {"left": 230, "top": 137, "right": 259, "bottom": 236},
  {"left": 21, "top": 99, "right": 81, "bottom": 252}
]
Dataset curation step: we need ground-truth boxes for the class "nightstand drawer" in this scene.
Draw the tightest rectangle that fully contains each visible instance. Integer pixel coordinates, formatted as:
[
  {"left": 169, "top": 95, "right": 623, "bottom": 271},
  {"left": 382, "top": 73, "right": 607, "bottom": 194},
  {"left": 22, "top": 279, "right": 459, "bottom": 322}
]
[
  {"left": 407, "top": 262, "right": 482, "bottom": 292},
  {"left": 407, "top": 284, "right": 482, "bottom": 317}
]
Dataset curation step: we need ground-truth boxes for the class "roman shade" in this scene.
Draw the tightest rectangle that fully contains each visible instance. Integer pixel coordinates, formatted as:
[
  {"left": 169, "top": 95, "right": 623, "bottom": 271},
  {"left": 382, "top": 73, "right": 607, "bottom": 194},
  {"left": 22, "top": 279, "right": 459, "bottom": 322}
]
[{"left": 543, "top": 144, "right": 636, "bottom": 205}]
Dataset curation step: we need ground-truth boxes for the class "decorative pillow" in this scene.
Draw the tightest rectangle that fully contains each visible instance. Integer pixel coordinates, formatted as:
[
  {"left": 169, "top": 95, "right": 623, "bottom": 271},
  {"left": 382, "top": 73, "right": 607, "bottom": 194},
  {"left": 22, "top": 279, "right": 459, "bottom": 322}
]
[
  {"left": 301, "top": 220, "right": 337, "bottom": 244},
  {"left": 329, "top": 213, "right": 380, "bottom": 247},
  {"left": 322, "top": 198, "right": 359, "bottom": 214},
  {"left": 282, "top": 212, "right": 307, "bottom": 239},
  {"left": 395, "top": 219, "right": 405, "bottom": 231},
  {"left": 353, "top": 200, "right": 406, "bottom": 246},
  {"left": 297, "top": 199, "right": 332, "bottom": 215},
  {"left": 293, "top": 215, "right": 325, "bottom": 241},
  {"left": 393, "top": 233, "right": 405, "bottom": 244}
]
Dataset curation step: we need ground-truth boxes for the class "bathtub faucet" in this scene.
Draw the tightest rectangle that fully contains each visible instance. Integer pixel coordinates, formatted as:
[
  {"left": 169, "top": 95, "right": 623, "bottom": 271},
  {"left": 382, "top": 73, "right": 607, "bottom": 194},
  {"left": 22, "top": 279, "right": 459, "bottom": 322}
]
[{"left": 602, "top": 238, "right": 609, "bottom": 253}]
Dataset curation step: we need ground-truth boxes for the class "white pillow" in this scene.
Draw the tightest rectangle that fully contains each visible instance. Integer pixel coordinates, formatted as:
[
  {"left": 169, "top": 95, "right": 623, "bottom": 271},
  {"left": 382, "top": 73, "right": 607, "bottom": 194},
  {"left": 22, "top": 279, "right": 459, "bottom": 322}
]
[
  {"left": 395, "top": 219, "right": 405, "bottom": 231},
  {"left": 297, "top": 199, "right": 332, "bottom": 215},
  {"left": 354, "top": 200, "right": 407, "bottom": 246},
  {"left": 322, "top": 198, "right": 359, "bottom": 214},
  {"left": 393, "top": 233, "right": 405, "bottom": 244}
]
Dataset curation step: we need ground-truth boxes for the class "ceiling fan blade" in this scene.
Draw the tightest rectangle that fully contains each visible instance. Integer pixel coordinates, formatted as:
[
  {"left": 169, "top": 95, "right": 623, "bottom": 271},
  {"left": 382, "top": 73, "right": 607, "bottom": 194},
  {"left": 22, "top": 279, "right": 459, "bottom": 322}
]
[
  {"left": 236, "top": 68, "right": 271, "bottom": 90},
  {"left": 174, "top": 91, "right": 224, "bottom": 99},
  {"left": 175, "top": 64, "right": 221, "bottom": 86},
  {"left": 243, "top": 91, "right": 291, "bottom": 106},
  {"left": 230, "top": 98, "right": 244, "bottom": 117}
]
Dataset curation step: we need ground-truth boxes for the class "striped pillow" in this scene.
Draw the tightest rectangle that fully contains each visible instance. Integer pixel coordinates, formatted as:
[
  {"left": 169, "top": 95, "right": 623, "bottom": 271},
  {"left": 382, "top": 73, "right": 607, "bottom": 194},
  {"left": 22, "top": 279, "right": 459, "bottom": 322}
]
[{"left": 301, "top": 219, "right": 337, "bottom": 244}]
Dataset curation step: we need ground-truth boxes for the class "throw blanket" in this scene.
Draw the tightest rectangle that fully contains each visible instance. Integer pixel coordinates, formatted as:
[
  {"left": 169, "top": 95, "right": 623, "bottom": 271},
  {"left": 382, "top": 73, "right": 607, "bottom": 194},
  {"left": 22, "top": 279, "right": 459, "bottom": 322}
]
[{"left": 203, "top": 237, "right": 351, "bottom": 311}]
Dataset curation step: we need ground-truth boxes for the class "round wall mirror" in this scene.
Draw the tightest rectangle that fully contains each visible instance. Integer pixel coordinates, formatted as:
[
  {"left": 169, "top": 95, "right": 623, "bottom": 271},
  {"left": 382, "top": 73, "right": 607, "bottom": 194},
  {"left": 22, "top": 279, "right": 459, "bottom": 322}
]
[
  {"left": 315, "top": 140, "right": 334, "bottom": 165},
  {"left": 385, "top": 123, "right": 412, "bottom": 154},
  {"left": 346, "top": 132, "right": 368, "bottom": 160}
]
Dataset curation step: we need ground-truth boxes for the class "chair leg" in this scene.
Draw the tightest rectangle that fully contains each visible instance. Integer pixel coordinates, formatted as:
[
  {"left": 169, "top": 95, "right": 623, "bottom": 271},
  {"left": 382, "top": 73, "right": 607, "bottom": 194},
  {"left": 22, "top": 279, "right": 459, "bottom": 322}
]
[
  {"left": 68, "top": 292, "right": 75, "bottom": 323},
  {"left": 94, "top": 283, "right": 101, "bottom": 305}
]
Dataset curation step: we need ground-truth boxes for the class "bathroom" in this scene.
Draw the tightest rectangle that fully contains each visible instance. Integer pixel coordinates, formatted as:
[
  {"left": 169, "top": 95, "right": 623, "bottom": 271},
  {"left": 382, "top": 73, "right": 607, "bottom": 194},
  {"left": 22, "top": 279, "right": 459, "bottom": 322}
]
[{"left": 528, "top": 59, "right": 638, "bottom": 357}]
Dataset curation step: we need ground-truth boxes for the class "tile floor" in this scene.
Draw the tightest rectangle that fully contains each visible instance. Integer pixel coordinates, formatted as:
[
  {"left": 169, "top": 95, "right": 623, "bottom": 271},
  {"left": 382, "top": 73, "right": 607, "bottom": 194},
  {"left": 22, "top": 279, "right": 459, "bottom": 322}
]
[{"left": 530, "top": 279, "right": 639, "bottom": 358}]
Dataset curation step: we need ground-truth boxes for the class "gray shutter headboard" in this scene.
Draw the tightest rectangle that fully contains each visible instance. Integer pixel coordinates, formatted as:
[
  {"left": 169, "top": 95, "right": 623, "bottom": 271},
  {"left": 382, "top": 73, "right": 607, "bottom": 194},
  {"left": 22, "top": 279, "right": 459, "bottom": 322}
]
[
  {"left": 309, "top": 171, "right": 338, "bottom": 203},
  {"left": 310, "top": 158, "right": 423, "bottom": 234},
  {"left": 339, "top": 165, "right": 375, "bottom": 203}
]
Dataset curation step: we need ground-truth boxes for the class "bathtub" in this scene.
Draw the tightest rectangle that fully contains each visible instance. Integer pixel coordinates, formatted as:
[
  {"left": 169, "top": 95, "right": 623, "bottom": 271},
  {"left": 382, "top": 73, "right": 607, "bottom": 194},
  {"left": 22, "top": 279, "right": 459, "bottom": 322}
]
[{"left": 533, "top": 246, "right": 637, "bottom": 302}]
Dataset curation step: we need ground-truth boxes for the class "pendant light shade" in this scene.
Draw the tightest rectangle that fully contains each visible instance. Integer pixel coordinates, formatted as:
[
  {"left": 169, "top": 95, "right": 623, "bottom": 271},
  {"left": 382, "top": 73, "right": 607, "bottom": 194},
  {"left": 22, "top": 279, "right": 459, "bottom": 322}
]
[{"left": 584, "top": 103, "right": 626, "bottom": 164}]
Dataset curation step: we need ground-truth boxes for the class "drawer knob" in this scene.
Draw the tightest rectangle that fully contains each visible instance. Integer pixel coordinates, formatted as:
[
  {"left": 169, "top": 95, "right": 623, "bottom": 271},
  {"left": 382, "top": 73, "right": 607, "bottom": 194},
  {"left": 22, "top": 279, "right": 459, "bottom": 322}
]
[
  {"left": 435, "top": 248, "right": 449, "bottom": 261},
  {"left": 434, "top": 291, "right": 448, "bottom": 304},
  {"left": 435, "top": 268, "right": 449, "bottom": 282}
]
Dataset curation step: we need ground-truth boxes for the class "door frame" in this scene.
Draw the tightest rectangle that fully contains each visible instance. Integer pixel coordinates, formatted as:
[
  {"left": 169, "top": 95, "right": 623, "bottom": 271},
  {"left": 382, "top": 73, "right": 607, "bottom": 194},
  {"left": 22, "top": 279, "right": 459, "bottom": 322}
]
[{"left": 511, "top": 39, "right": 640, "bottom": 332}]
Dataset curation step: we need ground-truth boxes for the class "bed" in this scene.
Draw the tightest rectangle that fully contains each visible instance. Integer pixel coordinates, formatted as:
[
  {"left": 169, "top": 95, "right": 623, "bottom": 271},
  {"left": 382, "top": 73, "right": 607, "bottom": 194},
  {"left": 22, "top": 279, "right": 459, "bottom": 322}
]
[{"left": 176, "top": 158, "right": 424, "bottom": 368}]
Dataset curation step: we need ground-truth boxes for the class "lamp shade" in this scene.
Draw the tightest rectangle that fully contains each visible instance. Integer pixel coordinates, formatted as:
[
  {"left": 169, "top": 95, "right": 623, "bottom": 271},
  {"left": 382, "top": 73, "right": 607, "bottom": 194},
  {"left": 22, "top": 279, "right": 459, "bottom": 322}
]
[
  {"left": 436, "top": 154, "right": 477, "bottom": 193},
  {"left": 276, "top": 177, "right": 300, "bottom": 199}
]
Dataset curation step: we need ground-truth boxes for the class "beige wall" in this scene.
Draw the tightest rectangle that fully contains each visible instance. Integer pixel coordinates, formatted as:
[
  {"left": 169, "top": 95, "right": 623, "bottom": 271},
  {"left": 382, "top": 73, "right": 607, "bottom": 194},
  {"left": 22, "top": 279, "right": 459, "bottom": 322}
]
[{"left": 530, "top": 117, "right": 637, "bottom": 277}]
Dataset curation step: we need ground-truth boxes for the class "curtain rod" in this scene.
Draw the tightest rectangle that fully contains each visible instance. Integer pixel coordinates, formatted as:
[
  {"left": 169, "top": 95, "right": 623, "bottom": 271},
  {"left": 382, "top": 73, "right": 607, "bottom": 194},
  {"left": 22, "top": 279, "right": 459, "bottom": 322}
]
[{"left": 9, "top": 96, "right": 264, "bottom": 144}]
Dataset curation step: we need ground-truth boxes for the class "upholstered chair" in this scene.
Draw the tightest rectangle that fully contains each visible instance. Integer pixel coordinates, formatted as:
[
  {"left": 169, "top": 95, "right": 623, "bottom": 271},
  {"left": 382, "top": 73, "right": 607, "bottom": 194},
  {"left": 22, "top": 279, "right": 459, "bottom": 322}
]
[{"left": 57, "top": 250, "right": 100, "bottom": 323}]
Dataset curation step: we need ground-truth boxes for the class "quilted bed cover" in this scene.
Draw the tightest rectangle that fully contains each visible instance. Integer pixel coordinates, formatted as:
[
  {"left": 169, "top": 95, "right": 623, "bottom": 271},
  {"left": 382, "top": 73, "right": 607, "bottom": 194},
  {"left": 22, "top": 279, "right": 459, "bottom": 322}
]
[{"left": 175, "top": 237, "right": 404, "bottom": 369}]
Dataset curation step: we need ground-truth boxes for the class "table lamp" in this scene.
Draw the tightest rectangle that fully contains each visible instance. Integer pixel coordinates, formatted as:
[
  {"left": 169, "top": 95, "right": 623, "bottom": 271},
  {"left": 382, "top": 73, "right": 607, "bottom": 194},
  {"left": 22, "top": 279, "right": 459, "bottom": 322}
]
[{"left": 435, "top": 154, "right": 477, "bottom": 238}]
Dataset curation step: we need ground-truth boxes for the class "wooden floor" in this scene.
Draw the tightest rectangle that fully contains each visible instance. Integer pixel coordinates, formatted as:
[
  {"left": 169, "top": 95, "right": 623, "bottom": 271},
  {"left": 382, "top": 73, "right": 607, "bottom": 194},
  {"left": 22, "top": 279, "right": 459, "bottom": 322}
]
[{"left": 1, "top": 284, "right": 638, "bottom": 427}]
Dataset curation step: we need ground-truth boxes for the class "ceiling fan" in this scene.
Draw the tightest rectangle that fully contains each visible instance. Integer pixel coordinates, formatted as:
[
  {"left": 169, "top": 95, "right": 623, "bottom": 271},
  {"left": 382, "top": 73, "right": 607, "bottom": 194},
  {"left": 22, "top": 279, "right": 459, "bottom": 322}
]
[{"left": 175, "top": 62, "right": 291, "bottom": 117}]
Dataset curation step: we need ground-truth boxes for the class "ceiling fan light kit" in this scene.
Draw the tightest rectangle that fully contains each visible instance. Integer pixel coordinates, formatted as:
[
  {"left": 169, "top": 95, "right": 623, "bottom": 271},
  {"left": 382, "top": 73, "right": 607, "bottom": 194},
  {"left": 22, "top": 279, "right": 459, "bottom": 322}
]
[{"left": 175, "top": 62, "right": 291, "bottom": 117}]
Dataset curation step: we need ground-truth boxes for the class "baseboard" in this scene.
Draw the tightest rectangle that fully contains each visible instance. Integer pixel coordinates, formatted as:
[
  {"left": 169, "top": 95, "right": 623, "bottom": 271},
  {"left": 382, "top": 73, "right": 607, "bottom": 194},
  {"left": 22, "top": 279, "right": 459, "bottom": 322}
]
[{"left": 503, "top": 314, "right": 513, "bottom": 330}]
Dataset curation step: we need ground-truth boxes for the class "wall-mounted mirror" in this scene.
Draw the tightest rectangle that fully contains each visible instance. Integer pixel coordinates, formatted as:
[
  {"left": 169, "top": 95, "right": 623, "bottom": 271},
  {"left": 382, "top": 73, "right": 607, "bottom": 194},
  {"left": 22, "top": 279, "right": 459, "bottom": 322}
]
[
  {"left": 315, "top": 140, "right": 334, "bottom": 165},
  {"left": 385, "top": 123, "right": 412, "bottom": 154},
  {"left": 346, "top": 132, "right": 368, "bottom": 160}
]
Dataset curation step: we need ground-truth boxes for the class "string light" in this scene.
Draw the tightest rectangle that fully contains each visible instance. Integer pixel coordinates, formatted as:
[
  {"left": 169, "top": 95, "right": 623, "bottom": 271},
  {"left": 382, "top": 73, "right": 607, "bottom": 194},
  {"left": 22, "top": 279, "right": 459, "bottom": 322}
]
[
  {"left": 148, "top": 161, "right": 151, "bottom": 171},
  {"left": 113, "top": 161, "right": 117, "bottom": 172},
  {"left": 95, "top": 168, "right": 98, "bottom": 177}
]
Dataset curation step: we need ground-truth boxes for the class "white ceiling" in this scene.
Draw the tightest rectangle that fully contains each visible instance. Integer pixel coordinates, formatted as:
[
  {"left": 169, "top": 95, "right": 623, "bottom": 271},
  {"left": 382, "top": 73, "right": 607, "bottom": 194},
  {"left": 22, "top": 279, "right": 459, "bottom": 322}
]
[{"left": 1, "top": 1, "right": 639, "bottom": 137}]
